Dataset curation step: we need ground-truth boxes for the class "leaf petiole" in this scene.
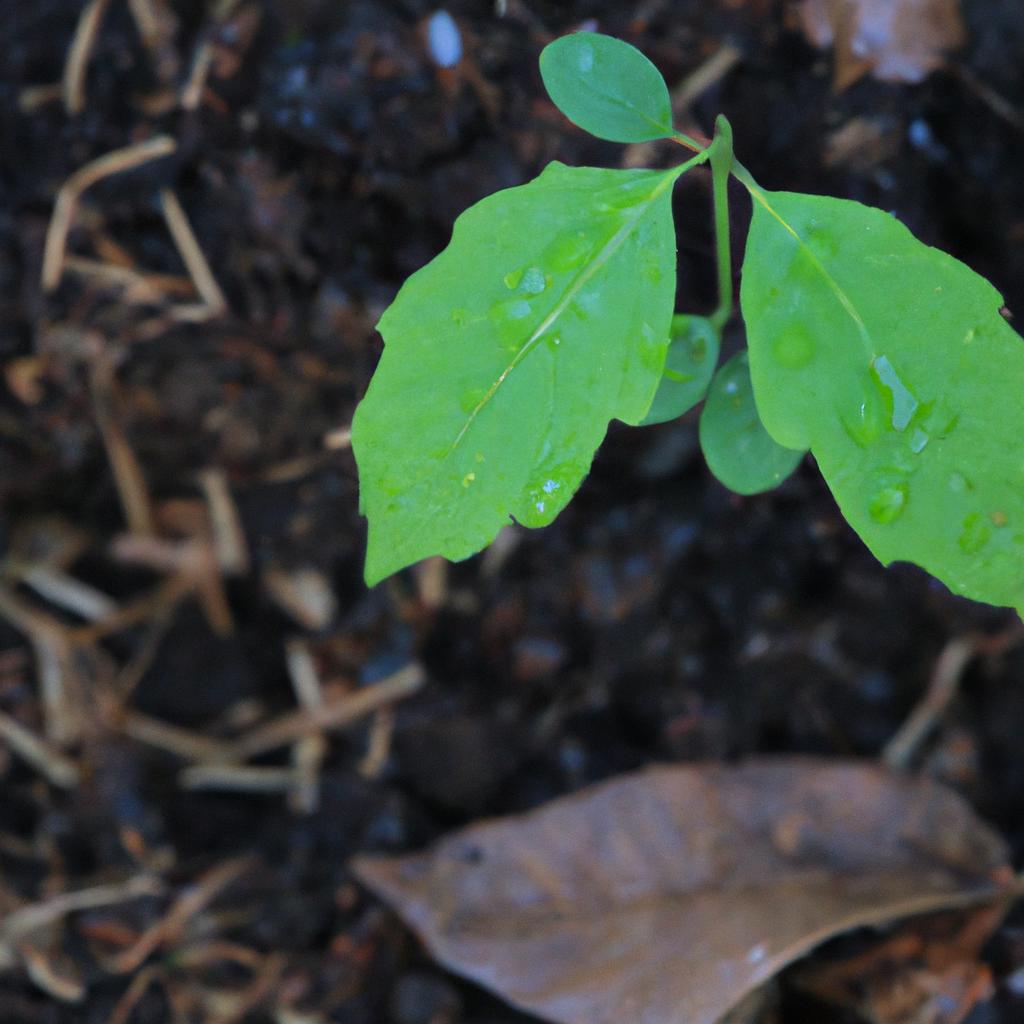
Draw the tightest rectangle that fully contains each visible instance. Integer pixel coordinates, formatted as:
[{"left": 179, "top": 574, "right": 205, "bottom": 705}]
[{"left": 708, "top": 115, "right": 735, "bottom": 333}]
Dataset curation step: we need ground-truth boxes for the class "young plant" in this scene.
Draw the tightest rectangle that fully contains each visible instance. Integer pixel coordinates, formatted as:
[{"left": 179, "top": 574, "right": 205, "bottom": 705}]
[{"left": 353, "top": 32, "right": 1024, "bottom": 614}]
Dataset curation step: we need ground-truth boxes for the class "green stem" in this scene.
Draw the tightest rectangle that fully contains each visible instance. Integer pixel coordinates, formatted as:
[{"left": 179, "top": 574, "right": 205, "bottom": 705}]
[
  {"left": 671, "top": 129, "right": 710, "bottom": 153},
  {"left": 708, "top": 115, "right": 734, "bottom": 332},
  {"left": 673, "top": 118, "right": 751, "bottom": 329}
]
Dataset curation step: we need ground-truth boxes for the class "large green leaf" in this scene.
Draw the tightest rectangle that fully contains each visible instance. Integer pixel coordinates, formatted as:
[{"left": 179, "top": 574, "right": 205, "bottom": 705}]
[
  {"left": 540, "top": 32, "right": 673, "bottom": 143},
  {"left": 640, "top": 314, "right": 720, "bottom": 425},
  {"left": 353, "top": 161, "right": 683, "bottom": 584},
  {"left": 699, "top": 351, "right": 804, "bottom": 495},
  {"left": 741, "top": 188, "right": 1024, "bottom": 612}
]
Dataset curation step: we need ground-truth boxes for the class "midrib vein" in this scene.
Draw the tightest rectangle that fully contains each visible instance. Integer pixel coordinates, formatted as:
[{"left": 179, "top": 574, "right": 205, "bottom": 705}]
[{"left": 750, "top": 188, "right": 875, "bottom": 362}]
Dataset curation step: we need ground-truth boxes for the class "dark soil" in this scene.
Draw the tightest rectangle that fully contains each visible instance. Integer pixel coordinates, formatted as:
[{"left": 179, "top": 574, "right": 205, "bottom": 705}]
[{"left": 2, "top": 1, "right": 1024, "bottom": 1021}]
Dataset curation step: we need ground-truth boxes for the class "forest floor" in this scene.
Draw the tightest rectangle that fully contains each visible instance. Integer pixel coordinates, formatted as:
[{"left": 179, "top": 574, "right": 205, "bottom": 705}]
[{"left": 3, "top": 1, "right": 1024, "bottom": 1021}]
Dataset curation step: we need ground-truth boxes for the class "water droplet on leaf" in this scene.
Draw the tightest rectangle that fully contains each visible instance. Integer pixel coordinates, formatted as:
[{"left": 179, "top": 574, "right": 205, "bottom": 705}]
[
  {"left": 959, "top": 513, "right": 992, "bottom": 554},
  {"left": 488, "top": 298, "right": 533, "bottom": 349},
  {"left": 870, "top": 355, "right": 919, "bottom": 432},
  {"left": 920, "top": 400, "right": 959, "bottom": 439},
  {"left": 544, "top": 231, "right": 595, "bottom": 272},
  {"left": 772, "top": 325, "right": 815, "bottom": 369},
  {"left": 503, "top": 268, "right": 524, "bottom": 290},
  {"left": 868, "top": 483, "right": 908, "bottom": 524},
  {"left": 948, "top": 472, "right": 971, "bottom": 494},
  {"left": 518, "top": 267, "right": 547, "bottom": 294},
  {"left": 841, "top": 390, "right": 886, "bottom": 448},
  {"left": 909, "top": 428, "right": 930, "bottom": 454},
  {"left": 577, "top": 43, "right": 594, "bottom": 73}
]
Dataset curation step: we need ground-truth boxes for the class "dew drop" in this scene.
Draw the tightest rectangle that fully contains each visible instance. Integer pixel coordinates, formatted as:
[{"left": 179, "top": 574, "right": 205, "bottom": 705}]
[
  {"left": 870, "top": 355, "right": 919, "bottom": 432},
  {"left": 921, "top": 400, "right": 959, "bottom": 439},
  {"left": 959, "top": 513, "right": 992, "bottom": 554},
  {"left": 544, "top": 231, "right": 594, "bottom": 272},
  {"left": 461, "top": 472, "right": 476, "bottom": 488},
  {"left": 643, "top": 261, "right": 662, "bottom": 284},
  {"left": 577, "top": 43, "right": 595, "bottom": 73},
  {"left": 542, "top": 479, "right": 561, "bottom": 494},
  {"left": 489, "top": 297, "right": 532, "bottom": 324},
  {"left": 948, "top": 472, "right": 971, "bottom": 494},
  {"left": 518, "top": 266, "right": 547, "bottom": 295},
  {"left": 868, "top": 483, "right": 908, "bottom": 524},
  {"left": 807, "top": 224, "right": 839, "bottom": 258},
  {"left": 772, "top": 325, "right": 815, "bottom": 369},
  {"left": 841, "top": 393, "right": 886, "bottom": 448},
  {"left": 909, "top": 428, "right": 930, "bottom": 454},
  {"left": 503, "top": 267, "right": 524, "bottom": 290}
]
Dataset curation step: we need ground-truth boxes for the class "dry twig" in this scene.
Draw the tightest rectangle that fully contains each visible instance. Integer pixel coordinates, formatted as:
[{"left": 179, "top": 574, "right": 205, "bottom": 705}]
[
  {"left": 159, "top": 187, "right": 228, "bottom": 316},
  {"left": 884, "top": 625, "right": 1024, "bottom": 770},
  {"left": 122, "top": 710, "right": 236, "bottom": 763},
  {"left": 0, "top": 875, "right": 163, "bottom": 969},
  {"left": 0, "top": 710, "right": 80, "bottom": 789},
  {"left": 104, "top": 858, "right": 250, "bottom": 974},
  {"left": 42, "top": 135, "right": 177, "bottom": 292},
  {"left": 223, "top": 663, "right": 424, "bottom": 762},
  {"left": 0, "top": 583, "right": 83, "bottom": 744},
  {"left": 63, "top": 0, "right": 114, "bottom": 115},
  {"left": 90, "top": 358, "right": 156, "bottom": 537},
  {"left": 180, "top": 764, "right": 297, "bottom": 793},
  {"left": 198, "top": 468, "right": 250, "bottom": 575},
  {"left": 285, "top": 638, "right": 326, "bottom": 813}
]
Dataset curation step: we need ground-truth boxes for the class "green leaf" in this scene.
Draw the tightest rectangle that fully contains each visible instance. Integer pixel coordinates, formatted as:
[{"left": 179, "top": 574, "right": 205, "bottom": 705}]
[
  {"left": 741, "top": 188, "right": 1024, "bottom": 612},
  {"left": 699, "top": 351, "right": 804, "bottom": 495},
  {"left": 353, "top": 161, "right": 683, "bottom": 585},
  {"left": 640, "top": 314, "right": 720, "bottom": 425},
  {"left": 540, "top": 32, "right": 674, "bottom": 143}
]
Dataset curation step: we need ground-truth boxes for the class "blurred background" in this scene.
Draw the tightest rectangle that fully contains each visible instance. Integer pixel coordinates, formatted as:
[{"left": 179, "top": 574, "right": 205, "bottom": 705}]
[{"left": 2, "top": 1, "right": 1024, "bottom": 1021}]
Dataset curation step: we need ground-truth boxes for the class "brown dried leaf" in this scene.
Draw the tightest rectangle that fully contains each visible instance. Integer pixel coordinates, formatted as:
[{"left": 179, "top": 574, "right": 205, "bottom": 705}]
[
  {"left": 798, "top": 0, "right": 966, "bottom": 89},
  {"left": 353, "top": 759, "right": 1010, "bottom": 1024}
]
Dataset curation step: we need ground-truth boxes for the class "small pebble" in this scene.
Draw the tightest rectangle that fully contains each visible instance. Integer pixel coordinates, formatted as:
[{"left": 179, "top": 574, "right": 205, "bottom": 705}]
[{"left": 427, "top": 10, "right": 462, "bottom": 69}]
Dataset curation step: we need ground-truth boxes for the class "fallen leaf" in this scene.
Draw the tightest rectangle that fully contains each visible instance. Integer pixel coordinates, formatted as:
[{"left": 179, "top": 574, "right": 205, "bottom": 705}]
[
  {"left": 797, "top": 0, "right": 966, "bottom": 90},
  {"left": 353, "top": 759, "right": 1011, "bottom": 1024}
]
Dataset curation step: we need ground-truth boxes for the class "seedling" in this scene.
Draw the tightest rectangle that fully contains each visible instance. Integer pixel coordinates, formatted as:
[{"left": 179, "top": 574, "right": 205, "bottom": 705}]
[{"left": 353, "top": 32, "right": 1024, "bottom": 614}]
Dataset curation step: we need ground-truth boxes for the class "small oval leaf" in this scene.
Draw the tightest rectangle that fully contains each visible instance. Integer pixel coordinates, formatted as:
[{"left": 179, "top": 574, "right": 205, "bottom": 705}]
[
  {"left": 540, "top": 32, "right": 674, "bottom": 143},
  {"left": 741, "top": 188, "right": 1024, "bottom": 612},
  {"left": 699, "top": 352, "right": 805, "bottom": 495},
  {"left": 640, "top": 314, "right": 720, "bottom": 425}
]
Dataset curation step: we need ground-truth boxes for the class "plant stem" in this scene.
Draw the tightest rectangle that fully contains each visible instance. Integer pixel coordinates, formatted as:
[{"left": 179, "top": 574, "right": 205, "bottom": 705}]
[
  {"left": 708, "top": 115, "right": 734, "bottom": 333},
  {"left": 672, "top": 126, "right": 760, "bottom": 191},
  {"left": 671, "top": 129, "right": 711, "bottom": 153},
  {"left": 674, "top": 118, "right": 755, "bottom": 328}
]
